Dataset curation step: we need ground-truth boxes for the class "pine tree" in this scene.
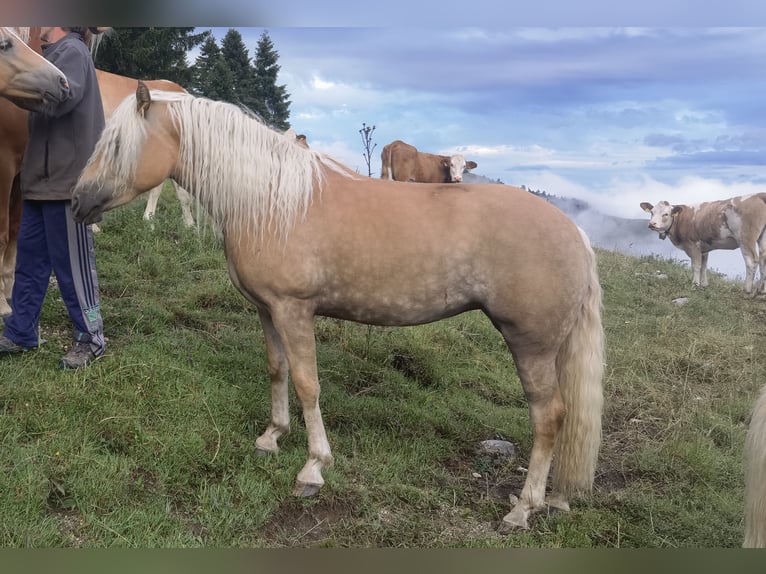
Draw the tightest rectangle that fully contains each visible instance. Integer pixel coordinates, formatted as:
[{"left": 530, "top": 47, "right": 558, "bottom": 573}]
[
  {"left": 191, "top": 36, "right": 235, "bottom": 102},
  {"left": 220, "top": 29, "right": 257, "bottom": 109},
  {"left": 251, "top": 31, "right": 291, "bottom": 130},
  {"left": 95, "top": 27, "right": 209, "bottom": 87}
]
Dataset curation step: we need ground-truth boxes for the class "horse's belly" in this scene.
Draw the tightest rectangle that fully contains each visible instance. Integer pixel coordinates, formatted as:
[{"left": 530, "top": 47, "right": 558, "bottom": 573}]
[{"left": 316, "top": 289, "right": 479, "bottom": 327}]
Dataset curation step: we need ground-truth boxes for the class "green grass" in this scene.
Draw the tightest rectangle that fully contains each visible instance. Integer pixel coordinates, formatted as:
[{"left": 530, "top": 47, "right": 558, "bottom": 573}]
[{"left": 1, "top": 185, "right": 764, "bottom": 547}]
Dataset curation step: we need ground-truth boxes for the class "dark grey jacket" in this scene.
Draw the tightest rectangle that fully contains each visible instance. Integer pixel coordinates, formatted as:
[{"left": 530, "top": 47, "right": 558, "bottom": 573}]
[{"left": 20, "top": 31, "right": 105, "bottom": 201}]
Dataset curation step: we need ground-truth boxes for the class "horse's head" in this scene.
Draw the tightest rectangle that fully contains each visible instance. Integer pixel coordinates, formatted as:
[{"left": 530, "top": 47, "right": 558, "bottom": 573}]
[
  {"left": 0, "top": 27, "right": 69, "bottom": 110},
  {"left": 73, "top": 81, "right": 182, "bottom": 224}
]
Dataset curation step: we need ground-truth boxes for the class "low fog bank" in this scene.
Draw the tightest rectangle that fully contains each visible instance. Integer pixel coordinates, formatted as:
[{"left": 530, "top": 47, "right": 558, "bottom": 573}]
[
  {"left": 461, "top": 174, "right": 746, "bottom": 281},
  {"left": 547, "top": 196, "right": 746, "bottom": 281}
]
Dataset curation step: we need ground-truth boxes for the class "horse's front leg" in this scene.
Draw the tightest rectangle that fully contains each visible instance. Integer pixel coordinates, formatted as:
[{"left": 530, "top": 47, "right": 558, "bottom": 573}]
[
  {"left": 254, "top": 309, "right": 291, "bottom": 455},
  {"left": 270, "top": 302, "right": 334, "bottom": 497}
]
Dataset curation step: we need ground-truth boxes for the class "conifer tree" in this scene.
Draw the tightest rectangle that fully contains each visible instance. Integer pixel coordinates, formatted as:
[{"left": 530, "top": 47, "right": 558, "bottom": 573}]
[
  {"left": 221, "top": 29, "right": 257, "bottom": 109},
  {"left": 192, "top": 36, "right": 236, "bottom": 102},
  {"left": 95, "top": 27, "right": 208, "bottom": 87},
  {"left": 251, "top": 31, "right": 292, "bottom": 130}
]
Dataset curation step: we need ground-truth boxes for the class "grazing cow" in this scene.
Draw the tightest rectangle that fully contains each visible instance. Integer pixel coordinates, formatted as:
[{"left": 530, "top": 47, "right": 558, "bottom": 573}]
[
  {"left": 640, "top": 194, "right": 766, "bottom": 294},
  {"left": 380, "top": 139, "right": 477, "bottom": 183}
]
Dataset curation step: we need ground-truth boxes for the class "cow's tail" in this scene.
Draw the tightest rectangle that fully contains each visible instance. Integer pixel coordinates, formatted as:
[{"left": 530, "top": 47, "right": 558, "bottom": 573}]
[
  {"left": 551, "top": 227, "right": 605, "bottom": 499},
  {"left": 744, "top": 385, "right": 766, "bottom": 547}
]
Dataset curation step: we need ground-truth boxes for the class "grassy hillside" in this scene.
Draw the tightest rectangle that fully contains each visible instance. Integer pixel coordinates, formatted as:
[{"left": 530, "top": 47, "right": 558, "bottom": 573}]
[{"left": 0, "top": 186, "right": 763, "bottom": 547}]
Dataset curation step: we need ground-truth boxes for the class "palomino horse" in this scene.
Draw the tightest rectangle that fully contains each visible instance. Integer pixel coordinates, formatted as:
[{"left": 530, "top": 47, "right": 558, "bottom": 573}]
[
  {"left": 0, "top": 27, "right": 69, "bottom": 318},
  {"left": 0, "top": 27, "right": 68, "bottom": 106},
  {"left": 72, "top": 84, "right": 605, "bottom": 531},
  {"left": 95, "top": 69, "right": 194, "bottom": 228},
  {"left": 0, "top": 31, "right": 194, "bottom": 317},
  {"left": 744, "top": 385, "right": 766, "bottom": 547}
]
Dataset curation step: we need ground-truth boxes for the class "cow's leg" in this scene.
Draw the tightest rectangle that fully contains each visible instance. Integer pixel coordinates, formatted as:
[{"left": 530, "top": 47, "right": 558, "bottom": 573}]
[
  {"left": 757, "top": 234, "right": 766, "bottom": 294},
  {"left": 741, "top": 245, "right": 758, "bottom": 294},
  {"left": 689, "top": 248, "right": 704, "bottom": 288},
  {"left": 700, "top": 252, "right": 709, "bottom": 287}
]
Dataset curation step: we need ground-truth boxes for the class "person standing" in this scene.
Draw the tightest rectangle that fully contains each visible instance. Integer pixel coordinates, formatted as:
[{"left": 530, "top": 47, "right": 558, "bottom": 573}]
[{"left": 0, "top": 27, "right": 106, "bottom": 369}]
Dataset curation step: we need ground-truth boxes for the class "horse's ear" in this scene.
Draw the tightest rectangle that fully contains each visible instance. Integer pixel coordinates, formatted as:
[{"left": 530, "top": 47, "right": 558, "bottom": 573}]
[{"left": 136, "top": 81, "right": 151, "bottom": 116}]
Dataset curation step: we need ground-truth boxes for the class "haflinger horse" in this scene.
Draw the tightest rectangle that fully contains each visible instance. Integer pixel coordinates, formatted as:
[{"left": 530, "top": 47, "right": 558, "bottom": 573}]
[
  {"left": 0, "top": 27, "right": 69, "bottom": 318},
  {"left": 744, "top": 385, "right": 766, "bottom": 547},
  {"left": 72, "top": 83, "right": 605, "bottom": 531},
  {"left": 0, "top": 30, "right": 194, "bottom": 317},
  {"left": 95, "top": 69, "right": 194, "bottom": 228},
  {"left": 0, "top": 27, "right": 68, "bottom": 108}
]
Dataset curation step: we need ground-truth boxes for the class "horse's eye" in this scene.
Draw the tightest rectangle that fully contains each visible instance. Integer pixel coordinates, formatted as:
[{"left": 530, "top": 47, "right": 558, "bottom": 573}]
[{"left": 0, "top": 39, "right": 11, "bottom": 52}]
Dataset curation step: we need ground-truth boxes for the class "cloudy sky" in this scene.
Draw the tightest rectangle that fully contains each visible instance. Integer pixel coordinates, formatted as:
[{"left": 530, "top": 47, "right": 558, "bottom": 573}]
[{"left": 189, "top": 25, "right": 766, "bottom": 226}]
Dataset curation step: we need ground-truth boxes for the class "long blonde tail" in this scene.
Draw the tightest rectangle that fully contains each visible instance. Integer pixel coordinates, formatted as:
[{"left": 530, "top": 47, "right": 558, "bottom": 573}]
[
  {"left": 744, "top": 385, "right": 766, "bottom": 547},
  {"left": 552, "top": 228, "right": 605, "bottom": 497}
]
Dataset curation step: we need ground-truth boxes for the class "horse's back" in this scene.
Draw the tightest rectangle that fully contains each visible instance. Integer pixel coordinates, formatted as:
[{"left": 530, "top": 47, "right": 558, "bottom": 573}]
[{"left": 96, "top": 70, "right": 186, "bottom": 118}]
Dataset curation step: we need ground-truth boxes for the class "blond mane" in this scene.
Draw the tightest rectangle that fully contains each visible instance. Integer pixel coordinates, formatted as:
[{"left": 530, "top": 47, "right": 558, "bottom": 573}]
[
  {"left": 89, "top": 90, "right": 358, "bottom": 239},
  {"left": 1, "top": 27, "right": 30, "bottom": 43}
]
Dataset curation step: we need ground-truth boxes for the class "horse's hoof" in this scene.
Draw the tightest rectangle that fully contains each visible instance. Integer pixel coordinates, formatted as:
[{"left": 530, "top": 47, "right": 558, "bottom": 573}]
[
  {"left": 497, "top": 517, "right": 528, "bottom": 534},
  {"left": 545, "top": 495, "right": 570, "bottom": 512},
  {"left": 292, "top": 482, "right": 322, "bottom": 497},
  {"left": 498, "top": 509, "right": 529, "bottom": 532},
  {"left": 255, "top": 448, "right": 275, "bottom": 457}
]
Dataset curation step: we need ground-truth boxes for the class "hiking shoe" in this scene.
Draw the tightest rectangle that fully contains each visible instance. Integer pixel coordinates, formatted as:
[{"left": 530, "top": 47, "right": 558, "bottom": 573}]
[
  {"left": 0, "top": 335, "right": 32, "bottom": 354},
  {"left": 59, "top": 341, "right": 99, "bottom": 370}
]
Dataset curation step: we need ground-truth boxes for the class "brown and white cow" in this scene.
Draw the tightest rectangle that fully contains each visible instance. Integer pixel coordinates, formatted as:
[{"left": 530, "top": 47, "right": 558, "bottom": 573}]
[
  {"left": 640, "top": 194, "right": 766, "bottom": 294},
  {"left": 284, "top": 128, "right": 309, "bottom": 149},
  {"left": 380, "top": 139, "right": 477, "bottom": 183}
]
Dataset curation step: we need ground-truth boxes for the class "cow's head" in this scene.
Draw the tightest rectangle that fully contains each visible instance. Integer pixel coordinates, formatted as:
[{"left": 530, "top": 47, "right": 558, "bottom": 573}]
[
  {"left": 640, "top": 201, "right": 682, "bottom": 239},
  {"left": 442, "top": 154, "right": 478, "bottom": 183}
]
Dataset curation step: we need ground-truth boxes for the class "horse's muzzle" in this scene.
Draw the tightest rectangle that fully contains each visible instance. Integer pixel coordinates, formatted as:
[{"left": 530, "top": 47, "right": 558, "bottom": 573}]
[{"left": 71, "top": 183, "right": 105, "bottom": 224}]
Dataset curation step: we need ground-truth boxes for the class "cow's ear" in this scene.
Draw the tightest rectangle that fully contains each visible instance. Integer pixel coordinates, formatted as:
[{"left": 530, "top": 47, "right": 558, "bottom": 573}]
[
  {"left": 441, "top": 158, "right": 449, "bottom": 167},
  {"left": 465, "top": 161, "right": 477, "bottom": 170},
  {"left": 671, "top": 205, "right": 682, "bottom": 216},
  {"left": 640, "top": 202, "right": 653, "bottom": 212}
]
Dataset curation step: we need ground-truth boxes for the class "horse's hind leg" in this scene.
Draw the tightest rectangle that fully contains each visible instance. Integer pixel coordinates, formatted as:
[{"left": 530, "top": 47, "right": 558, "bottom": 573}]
[
  {"left": 174, "top": 182, "right": 195, "bottom": 227},
  {"left": 142, "top": 183, "right": 163, "bottom": 228},
  {"left": 254, "top": 308, "right": 291, "bottom": 455},
  {"left": 498, "top": 346, "right": 565, "bottom": 531}
]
